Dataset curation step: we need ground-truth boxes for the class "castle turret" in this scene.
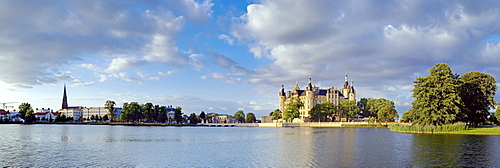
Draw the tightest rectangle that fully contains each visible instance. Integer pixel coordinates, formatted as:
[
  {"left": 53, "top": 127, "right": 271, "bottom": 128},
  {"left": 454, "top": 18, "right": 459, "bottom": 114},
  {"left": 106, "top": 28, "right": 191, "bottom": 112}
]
[
  {"left": 279, "top": 85, "right": 286, "bottom": 115},
  {"left": 349, "top": 80, "right": 356, "bottom": 101},
  {"left": 342, "top": 72, "right": 350, "bottom": 97}
]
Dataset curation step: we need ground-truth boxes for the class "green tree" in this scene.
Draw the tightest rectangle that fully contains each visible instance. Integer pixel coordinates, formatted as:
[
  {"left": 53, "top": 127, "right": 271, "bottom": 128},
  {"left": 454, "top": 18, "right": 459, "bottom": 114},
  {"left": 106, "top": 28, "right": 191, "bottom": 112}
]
[
  {"left": 157, "top": 106, "right": 168, "bottom": 123},
  {"left": 367, "top": 98, "right": 398, "bottom": 122},
  {"left": 121, "top": 102, "right": 142, "bottom": 122},
  {"left": 459, "top": 72, "right": 497, "bottom": 127},
  {"left": 357, "top": 98, "right": 373, "bottom": 117},
  {"left": 310, "top": 102, "right": 338, "bottom": 121},
  {"left": 496, "top": 105, "right": 500, "bottom": 124},
  {"left": 401, "top": 108, "right": 417, "bottom": 122},
  {"left": 271, "top": 109, "right": 282, "bottom": 120},
  {"left": 411, "top": 63, "right": 463, "bottom": 126},
  {"left": 340, "top": 100, "right": 360, "bottom": 121},
  {"left": 174, "top": 106, "right": 183, "bottom": 124},
  {"left": 142, "top": 102, "right": 154, "bottom": 122},
  {"left": 199, "top": 111, "right": 206, "bottom": 123},
  {"left": 24, "top": 109, "right": 36, "bottom": 123},
  {"left": 189, "top": 113, "right": 198, "bottom": 124},
  {"left": 283, "top": 98, "right": 303, "bottom": 122},
  {"left": 234, "top": 110, "right": 245, "bottom": 123},
  {"left": 246, "top": 112, "right": 256, "bottom": 123},
  {"left": 18, "top": 103, "right": 32, "bottom": 120},
  {"left": 103, "top": 114, "right": 109, "bottom": 121},
  {"left": 104, "top": 100, "right": 116, "bottom": 121}
]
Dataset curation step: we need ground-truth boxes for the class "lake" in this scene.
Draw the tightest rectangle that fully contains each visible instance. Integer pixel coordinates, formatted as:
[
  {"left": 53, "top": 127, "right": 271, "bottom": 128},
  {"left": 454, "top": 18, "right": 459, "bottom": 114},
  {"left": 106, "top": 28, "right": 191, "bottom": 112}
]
[{"left": 0, "top": 124, "right": 499, "bottom": 167}]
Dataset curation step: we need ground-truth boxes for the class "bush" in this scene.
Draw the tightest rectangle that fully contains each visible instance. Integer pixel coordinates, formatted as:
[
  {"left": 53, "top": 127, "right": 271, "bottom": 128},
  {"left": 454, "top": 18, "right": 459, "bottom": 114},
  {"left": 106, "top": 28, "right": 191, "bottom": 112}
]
[{"left": 389, "top": 122, "right": 467, "bottom": 133}]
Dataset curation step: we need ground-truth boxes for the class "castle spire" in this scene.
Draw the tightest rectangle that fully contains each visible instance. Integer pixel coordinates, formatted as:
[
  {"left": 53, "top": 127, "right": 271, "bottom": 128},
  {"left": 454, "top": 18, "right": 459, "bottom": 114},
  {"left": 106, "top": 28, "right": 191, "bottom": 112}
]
[
  {"left": 345, "top": 71, "right": 348, "bottom": 82},
  {"left": 62, "top": 84, "right": 68, "bottom": 109},
  {"left": 308, "top": 77, "right": 313, "bottom": 91},
  {"left": 293, "top": 81, "right": 300, "bottom": 91}
]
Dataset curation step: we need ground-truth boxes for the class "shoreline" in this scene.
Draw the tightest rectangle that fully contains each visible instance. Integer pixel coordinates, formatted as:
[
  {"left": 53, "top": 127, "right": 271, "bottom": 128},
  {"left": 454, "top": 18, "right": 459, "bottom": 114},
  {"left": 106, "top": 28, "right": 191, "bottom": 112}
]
[{"left": 3, "top": 122, "right": 500, "bottom": 135}]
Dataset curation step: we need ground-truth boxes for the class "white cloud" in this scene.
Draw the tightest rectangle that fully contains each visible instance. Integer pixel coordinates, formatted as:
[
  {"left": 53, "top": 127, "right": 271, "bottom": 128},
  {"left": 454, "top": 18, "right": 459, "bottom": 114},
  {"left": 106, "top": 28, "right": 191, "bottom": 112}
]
[
  {"left": 105, "top": 57, "right": 146, "bottom": 73},
  {"left": 0, "top": 1, "right": 213, "bottom": 87},
  {"left": 218, "top": 34, "right": 234, "bottom": 45}
]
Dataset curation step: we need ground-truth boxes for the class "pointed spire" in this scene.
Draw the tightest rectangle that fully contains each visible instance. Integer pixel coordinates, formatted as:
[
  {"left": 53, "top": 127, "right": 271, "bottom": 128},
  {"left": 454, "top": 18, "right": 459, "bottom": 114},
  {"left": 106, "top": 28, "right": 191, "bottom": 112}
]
[
  {"left": 293, "top": 81, "right": 300, "bottom": 91},
  {"left": 280, "top": 85, "right": 286, "bottom": 96},
  {"left": 62, "top": 84, "right": 68, "bottom": 109},
  {"left": 345, "top": 71, "right": 348, "bottom": 81},
  {"left": 308, "top": 77, "right": 313, "bottom": 91}
]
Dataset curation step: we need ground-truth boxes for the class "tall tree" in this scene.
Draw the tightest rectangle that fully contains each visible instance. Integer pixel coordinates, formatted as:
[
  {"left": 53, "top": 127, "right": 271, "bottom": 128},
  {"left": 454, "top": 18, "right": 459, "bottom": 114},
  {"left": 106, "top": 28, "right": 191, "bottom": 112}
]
[
  {"left": 401, "top": 108, "right": 418, "bottom": 122},
  {"left": 174, "top": 106, "right": 183, "bottom": 124},
  {"left": 24, "top": 109, "right": 36, "bottom": 123},
  {"left": 157, "top": 106, "right": 168, "bottom": 123},
  {"left": 120, "top": 102, "right": 142, "bottom": 122},
  {"left": 340, "top": 100, "right": 360, "bottom": 121},
  {"left": 271, "top": 109, "right": 282, "bottom": 120},
  {"left": 234, "top": 110, "right": 245, "bottom": 123},
  {"left": 104, "top": 100, "right": 116, "bottom": 121},
  {"left": 310, "top": 102, "right": 338, "bottom": 121},
  {"left": 357, "top": 98, "right": 373, "bottom": 117},
  {"left": 200, "top": 111, "right": 207, "bottom": 123},
  {"left": 411, "top": 63, "right": 463, "bottom": 126},
  {"left": 142, "top": 102, "right": 154, "bottom": 122},
  {"left": 367, "top": 98, "right": 398, "bottom": 122},
  {"left": 246, "top": 112, "right": 256, "bottom": 123},
  {"left": 189, "top": 113, "right": 198, "bottom": 124},
  {"left": 283, "top": 98, "right": 303, "bottom": 122},
  {"left": 18, "top": 102, "right": 32, "bottom": 120},
  {"left": 459, "top": 71, "right": 497, "bottom": 127}
]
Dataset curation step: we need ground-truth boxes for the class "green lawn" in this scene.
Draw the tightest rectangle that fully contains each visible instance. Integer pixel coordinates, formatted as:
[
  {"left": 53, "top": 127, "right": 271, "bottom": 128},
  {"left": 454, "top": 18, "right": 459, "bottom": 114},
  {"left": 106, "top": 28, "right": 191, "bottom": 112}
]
[{"left": 447, "top": 126, "right": 500, "bottom": 135}]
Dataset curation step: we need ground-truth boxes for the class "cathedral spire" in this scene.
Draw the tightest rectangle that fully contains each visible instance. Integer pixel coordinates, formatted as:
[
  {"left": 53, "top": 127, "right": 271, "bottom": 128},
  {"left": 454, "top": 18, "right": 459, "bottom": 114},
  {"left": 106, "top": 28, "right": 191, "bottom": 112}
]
[{"left": 62, "top": 84, "right": 68, "bottom": 109}]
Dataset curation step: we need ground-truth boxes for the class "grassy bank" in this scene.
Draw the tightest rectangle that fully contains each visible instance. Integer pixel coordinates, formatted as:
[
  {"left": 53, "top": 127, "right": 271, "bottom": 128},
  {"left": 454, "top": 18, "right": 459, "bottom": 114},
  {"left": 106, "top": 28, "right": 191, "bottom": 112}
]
[
  {"left": 447, "top": 126, "right": 500, "bottom": 135},
  {"left": 389, "top": 123, "right": 467, "bottom": 133},
  {"left": 389, "top": 123, "right": 500, "bottom": 135}
]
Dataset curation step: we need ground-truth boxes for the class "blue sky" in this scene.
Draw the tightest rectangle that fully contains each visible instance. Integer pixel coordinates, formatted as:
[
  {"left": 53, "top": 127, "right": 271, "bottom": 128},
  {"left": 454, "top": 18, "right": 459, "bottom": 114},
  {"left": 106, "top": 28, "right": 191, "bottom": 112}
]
[{"left": 1, "top": 0, "right": 500, "bottom": 118}]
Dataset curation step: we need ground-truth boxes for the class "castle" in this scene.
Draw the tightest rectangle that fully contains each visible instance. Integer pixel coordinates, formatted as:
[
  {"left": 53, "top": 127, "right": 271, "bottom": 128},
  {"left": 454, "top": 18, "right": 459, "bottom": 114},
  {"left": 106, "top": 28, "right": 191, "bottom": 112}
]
[{"left": 279, "top": 74, "right": 356, "bottom": 122}]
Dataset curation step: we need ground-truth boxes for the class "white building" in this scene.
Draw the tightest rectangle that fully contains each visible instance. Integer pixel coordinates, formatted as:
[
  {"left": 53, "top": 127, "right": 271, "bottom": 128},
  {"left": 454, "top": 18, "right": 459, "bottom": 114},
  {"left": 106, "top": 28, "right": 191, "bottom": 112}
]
[
  {"left": 58, "top": 108, "right": 83, "bottom": 121},
  {"left": 82, "top": 107, "right": 122, "bottom": 120}
]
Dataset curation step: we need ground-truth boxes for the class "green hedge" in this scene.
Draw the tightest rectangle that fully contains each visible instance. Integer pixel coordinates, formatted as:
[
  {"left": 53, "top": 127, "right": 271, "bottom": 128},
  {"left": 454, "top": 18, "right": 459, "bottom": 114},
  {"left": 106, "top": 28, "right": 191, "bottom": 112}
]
[{"left": 389, "top": 123, "right": 467, "bottom": 133}]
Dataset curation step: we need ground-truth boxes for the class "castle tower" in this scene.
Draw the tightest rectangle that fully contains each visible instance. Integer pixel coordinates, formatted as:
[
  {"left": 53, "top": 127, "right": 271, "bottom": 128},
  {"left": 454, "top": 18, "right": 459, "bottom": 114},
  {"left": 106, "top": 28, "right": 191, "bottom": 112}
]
[
  {"left": 62, "top": 84, "right": 68, "bottom": 109},
  {"left": 342, "top": 72, "right": 350, "bottom": 97},
  {"left": 304, "top": 77, "right": 314, "bottom": 121},
  {"left": 349, "top": 80, "right": 356, "bottom": 101},
  {"left": 279, "top": 85, "right": 286, "bottom": 113}
]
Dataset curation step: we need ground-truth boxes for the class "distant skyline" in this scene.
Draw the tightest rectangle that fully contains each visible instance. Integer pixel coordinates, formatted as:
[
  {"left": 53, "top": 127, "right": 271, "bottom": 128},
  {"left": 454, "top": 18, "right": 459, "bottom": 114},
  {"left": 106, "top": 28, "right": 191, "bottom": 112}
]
[{"left": 2, "top": 0, "right": 500, "bottom": 117}]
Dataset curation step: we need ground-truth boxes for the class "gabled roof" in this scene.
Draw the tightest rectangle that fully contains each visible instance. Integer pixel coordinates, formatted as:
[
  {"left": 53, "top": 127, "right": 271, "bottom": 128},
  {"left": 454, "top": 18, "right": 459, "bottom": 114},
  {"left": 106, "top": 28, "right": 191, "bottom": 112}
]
[{"left": 0, "top": 109, "right": 8, "bottom": 115}]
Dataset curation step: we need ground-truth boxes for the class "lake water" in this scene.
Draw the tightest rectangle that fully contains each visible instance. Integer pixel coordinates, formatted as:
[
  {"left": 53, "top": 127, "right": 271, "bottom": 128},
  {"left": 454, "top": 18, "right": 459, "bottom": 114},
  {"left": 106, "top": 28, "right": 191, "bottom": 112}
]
[{"left": 1, "top": 124, "right": 499, "bottom": 167}]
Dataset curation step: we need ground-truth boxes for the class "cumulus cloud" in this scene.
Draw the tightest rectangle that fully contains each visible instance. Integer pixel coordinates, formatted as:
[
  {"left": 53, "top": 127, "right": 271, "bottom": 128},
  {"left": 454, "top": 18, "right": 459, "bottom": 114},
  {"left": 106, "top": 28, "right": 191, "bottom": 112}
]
[
  {"left": 229, "top": 0, "right": 500, "bottom": 111},
  {"left": 0, "top": 0, "right": 213, "bottom": 88}
]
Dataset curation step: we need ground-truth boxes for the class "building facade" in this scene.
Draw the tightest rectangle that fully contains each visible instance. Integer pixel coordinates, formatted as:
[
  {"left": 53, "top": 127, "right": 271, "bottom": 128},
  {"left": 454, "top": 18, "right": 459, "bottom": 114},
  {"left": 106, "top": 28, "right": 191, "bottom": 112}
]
[
  {"left": 82, "top": 107, "right": 122, "bottom": 120},
  {"left": 279, "top": 74, "right": 356, "bottom": 122}
]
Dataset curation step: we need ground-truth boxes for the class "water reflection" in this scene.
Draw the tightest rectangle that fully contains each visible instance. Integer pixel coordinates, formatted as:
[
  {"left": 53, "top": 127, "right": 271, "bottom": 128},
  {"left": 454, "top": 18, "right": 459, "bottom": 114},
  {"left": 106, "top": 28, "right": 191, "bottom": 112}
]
[{"left": 1, "top": 125, "right": 500, "bottom": 167}]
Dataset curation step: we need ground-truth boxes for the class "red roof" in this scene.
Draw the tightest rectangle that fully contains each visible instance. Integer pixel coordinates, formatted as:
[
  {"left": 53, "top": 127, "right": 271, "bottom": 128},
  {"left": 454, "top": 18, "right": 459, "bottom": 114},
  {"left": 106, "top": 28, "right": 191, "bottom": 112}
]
[{"left": 0, "top": 109, "right": 7, "bottom": 115}]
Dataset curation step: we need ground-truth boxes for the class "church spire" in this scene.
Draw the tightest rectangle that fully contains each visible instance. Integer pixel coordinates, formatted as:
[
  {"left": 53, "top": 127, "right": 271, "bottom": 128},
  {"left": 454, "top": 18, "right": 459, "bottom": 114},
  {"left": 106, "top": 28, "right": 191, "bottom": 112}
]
[{"left": 62, "top": 84, "right": 68, "bottom": 109}]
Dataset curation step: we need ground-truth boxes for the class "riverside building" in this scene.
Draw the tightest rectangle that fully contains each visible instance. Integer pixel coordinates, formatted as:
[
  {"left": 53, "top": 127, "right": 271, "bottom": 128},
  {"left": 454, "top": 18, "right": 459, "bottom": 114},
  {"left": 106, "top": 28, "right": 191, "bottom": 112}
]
[{"left": 278, "top": 74, "right": 356, "bottom": 122}]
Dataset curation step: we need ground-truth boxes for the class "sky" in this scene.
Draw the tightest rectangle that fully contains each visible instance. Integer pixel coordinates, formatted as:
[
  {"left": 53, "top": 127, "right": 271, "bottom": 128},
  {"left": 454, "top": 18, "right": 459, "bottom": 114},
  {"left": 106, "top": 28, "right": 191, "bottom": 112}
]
[{"left": 1, "top": 0, "right": 500, "bottom": 118}]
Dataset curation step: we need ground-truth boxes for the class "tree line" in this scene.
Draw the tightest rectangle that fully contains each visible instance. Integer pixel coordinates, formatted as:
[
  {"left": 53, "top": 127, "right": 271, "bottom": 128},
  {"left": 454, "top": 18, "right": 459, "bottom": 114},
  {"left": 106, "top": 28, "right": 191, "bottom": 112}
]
[
  {"left": 270, "top": 98, "right": 399, "bottom": 122},
  {"left": 402, "top": 63, "right": 498, "bottom": 127}
]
